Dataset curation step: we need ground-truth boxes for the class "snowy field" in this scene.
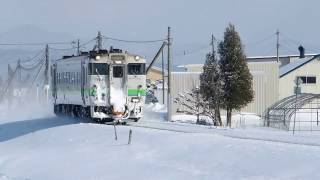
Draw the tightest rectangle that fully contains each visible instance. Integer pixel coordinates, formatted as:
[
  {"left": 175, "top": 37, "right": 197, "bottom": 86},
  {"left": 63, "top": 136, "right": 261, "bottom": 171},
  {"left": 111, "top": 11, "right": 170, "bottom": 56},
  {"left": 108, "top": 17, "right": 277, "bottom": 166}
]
[{"left": 1, "top": 103, "right": 320, "bottom": 180}]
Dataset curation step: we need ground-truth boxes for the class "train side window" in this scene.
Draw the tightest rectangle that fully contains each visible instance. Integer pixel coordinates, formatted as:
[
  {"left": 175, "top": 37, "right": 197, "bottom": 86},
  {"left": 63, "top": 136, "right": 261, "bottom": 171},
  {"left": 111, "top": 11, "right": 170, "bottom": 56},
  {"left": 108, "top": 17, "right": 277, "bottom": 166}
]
[
  {"left": 113, "top": 66, "right": 123, "bottom": 78},
  {"left": 69, "top": 72, "right": 71, "bottom": 84},
  {"left": 65, "top": 72, "right": 67, "bottom": 84},
  {"left": 64, "top": 72, "right": 67, "bottom": 84},
  {"left": 61, "top": 72, "right": 65, "bottom": 85},
  {"left": 76, "top": 72, "right": 79, "bottom": 85},
  {"left": 89, "top": 63, "right": 109, "bottom": 75}
]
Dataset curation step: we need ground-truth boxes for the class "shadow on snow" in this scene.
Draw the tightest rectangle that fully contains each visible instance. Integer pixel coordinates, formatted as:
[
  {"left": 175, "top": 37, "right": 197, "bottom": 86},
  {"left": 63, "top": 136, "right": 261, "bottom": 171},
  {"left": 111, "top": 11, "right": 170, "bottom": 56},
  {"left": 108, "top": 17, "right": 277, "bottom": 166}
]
[{"left": 0, "top": 116, "right": 82, "bottom": 142}]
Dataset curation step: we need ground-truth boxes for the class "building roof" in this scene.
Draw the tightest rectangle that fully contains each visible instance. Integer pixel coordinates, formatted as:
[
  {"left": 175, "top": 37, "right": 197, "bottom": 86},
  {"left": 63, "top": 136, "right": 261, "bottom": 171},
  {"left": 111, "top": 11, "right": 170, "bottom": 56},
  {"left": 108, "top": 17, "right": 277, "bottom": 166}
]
[
  {"left": 177, "top": 64, "right": 204, "bottom": 68},
  {"left": 247, "top": 54, "right": 317, "bottom": 60},
  {"left": 279, "top": 54, "right": 320, "bottom": 77}
]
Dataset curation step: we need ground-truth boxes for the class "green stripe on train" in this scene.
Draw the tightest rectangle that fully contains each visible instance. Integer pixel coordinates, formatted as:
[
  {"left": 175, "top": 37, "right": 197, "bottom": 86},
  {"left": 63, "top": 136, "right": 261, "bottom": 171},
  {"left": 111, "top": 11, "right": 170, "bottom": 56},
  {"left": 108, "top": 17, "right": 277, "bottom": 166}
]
[{"left": 128, "top": 89, "right": 146, "bottom": 96}]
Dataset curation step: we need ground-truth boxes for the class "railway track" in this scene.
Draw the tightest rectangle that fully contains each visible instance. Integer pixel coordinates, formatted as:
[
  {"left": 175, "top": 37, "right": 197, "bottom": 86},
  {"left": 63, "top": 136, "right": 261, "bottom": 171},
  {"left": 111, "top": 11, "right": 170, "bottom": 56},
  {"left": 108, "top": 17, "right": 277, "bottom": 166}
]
[{"left": 125, "top": 120, "right": 320, "bottom": 148}]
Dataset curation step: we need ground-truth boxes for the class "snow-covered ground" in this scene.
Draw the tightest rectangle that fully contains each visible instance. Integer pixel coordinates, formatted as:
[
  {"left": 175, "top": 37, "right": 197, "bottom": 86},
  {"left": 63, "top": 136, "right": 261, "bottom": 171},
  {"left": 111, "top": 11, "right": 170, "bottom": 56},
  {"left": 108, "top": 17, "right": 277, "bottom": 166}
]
[{"left": 1, "top": 103, "right": 320, "bottom": 180}]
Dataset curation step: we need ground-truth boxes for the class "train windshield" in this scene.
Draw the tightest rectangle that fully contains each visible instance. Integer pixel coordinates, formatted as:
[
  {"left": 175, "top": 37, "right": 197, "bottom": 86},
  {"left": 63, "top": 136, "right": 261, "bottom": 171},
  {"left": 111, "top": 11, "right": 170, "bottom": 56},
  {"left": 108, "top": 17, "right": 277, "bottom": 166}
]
[
  {"left": 113, "top": 66, "right": 124, "bottom": 78},
  {"left": 89, "top": 63, "right": 109, "bottom": 75},
  {"left": 128, "top": 63, "right": 146, "bottom": 75}
]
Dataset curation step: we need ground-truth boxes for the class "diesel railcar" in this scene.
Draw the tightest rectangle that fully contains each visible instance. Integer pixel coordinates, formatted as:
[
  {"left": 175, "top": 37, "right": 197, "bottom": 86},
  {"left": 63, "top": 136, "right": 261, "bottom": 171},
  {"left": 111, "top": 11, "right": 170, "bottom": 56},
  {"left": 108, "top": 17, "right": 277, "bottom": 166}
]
[{"left": 51, "top": 48, "right": 146, "bottom": 122}]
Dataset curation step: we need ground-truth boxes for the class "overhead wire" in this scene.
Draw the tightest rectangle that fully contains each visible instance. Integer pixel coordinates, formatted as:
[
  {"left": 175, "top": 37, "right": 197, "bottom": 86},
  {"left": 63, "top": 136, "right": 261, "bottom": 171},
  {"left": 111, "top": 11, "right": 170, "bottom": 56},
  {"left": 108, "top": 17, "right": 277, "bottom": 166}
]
[
  {"left": 20, "top": 58, "right": 45, "bottom": 71},
  {"left": 281, "top": 32, "right": 318, "bottom": 53},
  {"left": 48, "top": 38, "right": 96, "bottom": 51},
  {"left": 20, "top": 49, "right": 45, "bottom": 63},
  {"left": 102, "top": 35, "right": 166, "bottom": 44},
  {"left": 26, "top": 60, "right": 46, "bottom": 94},
  {"left": 173, "top": 44, "right": 211, "bottom": 57},
  {"left": 246, "top": 33, "right": 276, "bottom": 47},
  {"left": 281, "top": 39, "right": 301, "bottom": 53},
  {"left": 0, "top": 42, "right": 74, "bottom": 46}
]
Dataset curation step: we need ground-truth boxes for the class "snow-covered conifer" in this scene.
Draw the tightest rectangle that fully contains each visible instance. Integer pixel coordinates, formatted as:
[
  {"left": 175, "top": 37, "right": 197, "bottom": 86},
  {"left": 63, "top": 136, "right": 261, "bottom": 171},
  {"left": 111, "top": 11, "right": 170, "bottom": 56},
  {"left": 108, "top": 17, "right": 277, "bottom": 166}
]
[
  {"left": 218, "top": 24, "right": 254, "bottom": 127},
  {"left": 200, "top": 50, "right": 223, "bottom": 126}
]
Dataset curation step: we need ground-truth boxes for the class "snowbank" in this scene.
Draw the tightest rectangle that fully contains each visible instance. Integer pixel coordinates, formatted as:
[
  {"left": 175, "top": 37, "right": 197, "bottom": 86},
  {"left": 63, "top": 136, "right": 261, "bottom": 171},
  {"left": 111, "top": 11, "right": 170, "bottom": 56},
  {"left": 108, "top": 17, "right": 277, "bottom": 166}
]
[{"left": 172, "top": 112, "right": 262, "bottom": 127}]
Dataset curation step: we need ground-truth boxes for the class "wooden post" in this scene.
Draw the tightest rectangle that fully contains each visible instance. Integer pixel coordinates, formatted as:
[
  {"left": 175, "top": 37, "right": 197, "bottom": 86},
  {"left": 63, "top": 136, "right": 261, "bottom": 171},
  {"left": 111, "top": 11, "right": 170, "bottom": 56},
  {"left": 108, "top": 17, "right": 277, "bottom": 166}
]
[
  {"left": 113, "top": 121, "right": 118, "bottom": 141},
  {"left": 128, "top": 129, "right": 132, "bottom": 145}
]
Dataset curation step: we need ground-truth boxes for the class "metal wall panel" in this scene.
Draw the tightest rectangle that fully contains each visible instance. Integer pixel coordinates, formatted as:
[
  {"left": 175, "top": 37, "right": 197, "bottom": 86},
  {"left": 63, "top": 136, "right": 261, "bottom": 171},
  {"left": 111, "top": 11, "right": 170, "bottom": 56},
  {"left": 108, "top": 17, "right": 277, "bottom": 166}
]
[{"left": 170, "top": 62, "right": 279, "bottom": 116}]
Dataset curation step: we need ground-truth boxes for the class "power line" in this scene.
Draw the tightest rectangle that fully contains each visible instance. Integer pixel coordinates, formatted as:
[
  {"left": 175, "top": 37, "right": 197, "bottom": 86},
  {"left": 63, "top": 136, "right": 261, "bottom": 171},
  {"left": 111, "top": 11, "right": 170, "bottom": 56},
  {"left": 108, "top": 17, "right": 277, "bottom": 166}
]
[
  {"left": 20, "top": 58, "right": 45, "bottom": 71},
  {"left": 102, "top": 35, "right": 166, "bottom": 44},
  {"left": 282, "top": 39, "right": 300, "bottom": 52},
  {"left": 20, "top": 49, "right": 45, "bottom": 63},
  {"left": 49, "top": 47, "right": 77, "bottom": 51},
  {"left": 246, "top": 33, "right": 276, "bottom": 46},
  {"left": 48, "top": 38, "right": 96, "bottom": 51},
  {"left": 28, "top": 60, "right": 46, "bottom": 90},
  {"left": 173, "top": 44, "right": 211, "bottom": 57},
  {"left": 281, "top": 33, "right": 319, "bottom": 53},
  {"left": 0, "top": 42, "right": 73, "bottom": 46}
]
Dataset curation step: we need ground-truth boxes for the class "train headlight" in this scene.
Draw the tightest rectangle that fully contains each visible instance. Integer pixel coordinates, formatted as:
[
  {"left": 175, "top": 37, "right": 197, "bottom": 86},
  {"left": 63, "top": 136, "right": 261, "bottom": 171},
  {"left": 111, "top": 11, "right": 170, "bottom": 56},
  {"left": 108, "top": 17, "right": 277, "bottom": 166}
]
[
  {"left": 95, "top": 56, "right": 101, "bottom": 60},
  {"left": 135, "top": 56, "right": 140, "bottom": 61}
]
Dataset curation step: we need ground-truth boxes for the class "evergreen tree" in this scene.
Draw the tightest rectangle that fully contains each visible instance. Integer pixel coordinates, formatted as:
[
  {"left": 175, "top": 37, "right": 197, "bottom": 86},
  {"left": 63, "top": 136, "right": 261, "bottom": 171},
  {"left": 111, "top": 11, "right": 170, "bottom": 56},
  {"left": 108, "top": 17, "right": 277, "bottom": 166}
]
[
  {"left": 218, "top": 24, "right": 254, "bottom": 127},
  {"left": 200, "top": 51, "right": 223, "bottom": 126}
]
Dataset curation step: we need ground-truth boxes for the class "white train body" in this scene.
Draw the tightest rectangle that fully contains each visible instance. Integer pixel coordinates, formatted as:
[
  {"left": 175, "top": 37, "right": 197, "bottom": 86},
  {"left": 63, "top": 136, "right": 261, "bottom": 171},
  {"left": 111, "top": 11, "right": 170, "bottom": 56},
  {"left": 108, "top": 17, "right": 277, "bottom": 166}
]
[{"left": 51, "top": 49, "right": 146, "bottom": 121}]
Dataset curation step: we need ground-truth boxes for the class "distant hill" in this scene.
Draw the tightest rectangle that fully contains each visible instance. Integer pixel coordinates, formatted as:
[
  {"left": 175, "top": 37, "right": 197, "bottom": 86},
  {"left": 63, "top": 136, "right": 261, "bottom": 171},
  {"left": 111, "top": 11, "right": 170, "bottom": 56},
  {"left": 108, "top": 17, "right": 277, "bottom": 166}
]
[{"left": 0, "top": 25, "right": 75, "bottom": 44}]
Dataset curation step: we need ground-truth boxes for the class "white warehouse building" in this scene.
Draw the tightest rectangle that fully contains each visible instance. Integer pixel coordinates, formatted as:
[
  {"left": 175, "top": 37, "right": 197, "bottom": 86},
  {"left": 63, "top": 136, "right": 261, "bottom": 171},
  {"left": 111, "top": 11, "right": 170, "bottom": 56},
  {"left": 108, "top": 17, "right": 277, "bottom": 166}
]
[
  {"left": 173, "top": 61, "right": 279, "bottom": 116},
  {"left": 172, "top": 52, "right": 320, "bottom": 116}
]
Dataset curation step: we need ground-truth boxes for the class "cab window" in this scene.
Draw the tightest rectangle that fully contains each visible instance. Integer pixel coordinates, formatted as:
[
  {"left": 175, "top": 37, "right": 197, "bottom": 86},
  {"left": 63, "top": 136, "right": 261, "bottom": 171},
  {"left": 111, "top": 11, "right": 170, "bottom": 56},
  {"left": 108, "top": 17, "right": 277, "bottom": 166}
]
[
  {"left": 128, "top": 63, "right": 145, "bottom": 75},
  {"left": 113, "top": 66, "right": 123, "bottom": 78}
]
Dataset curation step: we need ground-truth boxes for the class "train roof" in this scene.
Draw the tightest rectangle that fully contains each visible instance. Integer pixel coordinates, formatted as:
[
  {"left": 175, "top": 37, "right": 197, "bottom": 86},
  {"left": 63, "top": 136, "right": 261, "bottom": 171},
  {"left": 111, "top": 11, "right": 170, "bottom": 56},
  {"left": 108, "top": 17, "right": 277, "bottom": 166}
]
[{"left": 55, "top": 48, "right": 144, "bottom": 62}]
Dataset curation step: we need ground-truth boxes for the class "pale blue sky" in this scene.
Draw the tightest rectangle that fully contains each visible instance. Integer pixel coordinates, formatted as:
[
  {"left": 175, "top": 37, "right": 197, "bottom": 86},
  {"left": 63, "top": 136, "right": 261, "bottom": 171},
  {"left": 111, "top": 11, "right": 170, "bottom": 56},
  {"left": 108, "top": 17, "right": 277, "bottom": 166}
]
[{"left": 0, "top": 0, "right": 319, "bottom": 64}]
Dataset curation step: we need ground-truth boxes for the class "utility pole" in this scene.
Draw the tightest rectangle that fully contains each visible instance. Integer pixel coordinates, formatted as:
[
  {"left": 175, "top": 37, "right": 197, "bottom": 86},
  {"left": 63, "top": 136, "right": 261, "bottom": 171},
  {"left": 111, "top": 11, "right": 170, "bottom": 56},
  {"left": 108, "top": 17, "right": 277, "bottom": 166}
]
[
  {"left": 161, "top": 49, "right": 165, "bottom": 104},
  {"left": 211, "top": 34, "right": 216, "bottom": 56},
  {"left": 77, "top": 39, "right": 80, "bottom": 55},
  {"left": 167, "top": 27, "right": 172, "bottom": 122},
  {"left": 97, "top": 31, "right": 102, "bottom": 52},
  {"left": 17, "top": 59, "right": 21, "bottom": 83},
  {"left": 276, "top": 29, "right": 280, "bottom": 63},
  {"left": 7, "top": 64, "right": 13, "bottom": 107},
  {"left": 44, "top": 44, "right": 50, "bottom": 102}
]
